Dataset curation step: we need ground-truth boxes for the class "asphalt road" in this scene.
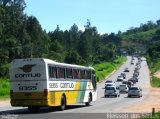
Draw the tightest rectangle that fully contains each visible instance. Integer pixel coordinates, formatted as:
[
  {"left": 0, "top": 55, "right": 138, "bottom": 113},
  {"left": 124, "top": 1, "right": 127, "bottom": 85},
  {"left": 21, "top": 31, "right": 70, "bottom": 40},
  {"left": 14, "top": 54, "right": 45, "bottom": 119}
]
[{"left": 0, "top": 56, "right": 150, "bottom": 119}]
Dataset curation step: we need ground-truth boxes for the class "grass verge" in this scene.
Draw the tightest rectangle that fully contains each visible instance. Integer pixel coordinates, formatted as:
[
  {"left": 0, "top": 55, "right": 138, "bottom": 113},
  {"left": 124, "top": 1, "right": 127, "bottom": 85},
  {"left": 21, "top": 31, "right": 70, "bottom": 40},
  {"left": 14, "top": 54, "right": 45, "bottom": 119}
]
[
  {"left": 93, "top": 57, "right": 126, "bottom": 82},
  {"left": 0, "top": 78, "right": 10, "bottom": 100},
  {"left": 148, "top": 59, "right": 160, "bottom": 88},
  {"left": 141, "top": 112, "right": 160, "bottom": 119},
  {"left": 151, "top": 76, "right": 160, "bottom": 87}
]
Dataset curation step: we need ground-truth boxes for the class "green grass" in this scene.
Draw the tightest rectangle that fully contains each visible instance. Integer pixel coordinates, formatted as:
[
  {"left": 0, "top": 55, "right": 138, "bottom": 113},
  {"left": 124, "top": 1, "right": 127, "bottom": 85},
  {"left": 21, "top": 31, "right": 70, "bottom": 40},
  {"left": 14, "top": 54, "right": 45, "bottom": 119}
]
[
  {"left": 141, "top": 112, "right": 160, "bottom": 119},
  {"left": 93, "top": 57, "right": 126, "bottom": 82},
  {"left": 151, "top": 76, "right": 160, "bottom": 87},
  {"left": 149, "top": 61, "right": 160, "bottom": 75},
  {"left": 147, "top": 58, "right": 160, "bottom": 88},
  {"left": 0, "top": 78, "right": 10, "bottom": 99}
]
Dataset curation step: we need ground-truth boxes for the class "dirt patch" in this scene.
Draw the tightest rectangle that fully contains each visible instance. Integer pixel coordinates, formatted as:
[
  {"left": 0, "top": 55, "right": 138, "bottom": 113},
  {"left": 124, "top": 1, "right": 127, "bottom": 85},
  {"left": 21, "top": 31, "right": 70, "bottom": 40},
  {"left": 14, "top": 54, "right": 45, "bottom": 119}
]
[
  {"left": 0, "top": 99, "right": 10, "bottom": 107},
  {"left": 154, "top": 71, "right": 160, "bottom": 78}
]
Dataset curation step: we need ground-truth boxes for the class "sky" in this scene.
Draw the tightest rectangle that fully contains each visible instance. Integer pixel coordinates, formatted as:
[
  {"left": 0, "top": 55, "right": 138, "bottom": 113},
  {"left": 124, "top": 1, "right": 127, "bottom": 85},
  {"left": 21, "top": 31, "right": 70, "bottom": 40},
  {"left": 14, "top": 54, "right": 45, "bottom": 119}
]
[{"left": 24, "top": 0, "right": 160, "bottom": 34}]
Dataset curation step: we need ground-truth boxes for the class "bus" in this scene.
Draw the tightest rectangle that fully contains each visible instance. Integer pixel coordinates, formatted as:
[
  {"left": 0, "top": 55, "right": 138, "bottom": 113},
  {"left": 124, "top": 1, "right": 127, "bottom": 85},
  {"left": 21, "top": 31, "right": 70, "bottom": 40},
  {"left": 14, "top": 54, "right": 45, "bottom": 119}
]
[{"left": 9, "top": 58, "right": 97, "bottom": 111}]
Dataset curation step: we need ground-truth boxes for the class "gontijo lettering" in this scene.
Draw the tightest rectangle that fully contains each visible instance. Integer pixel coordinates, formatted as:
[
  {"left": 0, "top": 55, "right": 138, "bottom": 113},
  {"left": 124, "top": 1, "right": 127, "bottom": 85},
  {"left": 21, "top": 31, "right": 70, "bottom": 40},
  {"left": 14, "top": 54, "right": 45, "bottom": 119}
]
[
  {"left": 15, "top": 73, "right": 41, "bottom": 78},
  {"left": 60, "top": 83, "right": 74, "bottom": 88},
  {"left": 49, "top": 83, "right": 75, "bottom": 88}
]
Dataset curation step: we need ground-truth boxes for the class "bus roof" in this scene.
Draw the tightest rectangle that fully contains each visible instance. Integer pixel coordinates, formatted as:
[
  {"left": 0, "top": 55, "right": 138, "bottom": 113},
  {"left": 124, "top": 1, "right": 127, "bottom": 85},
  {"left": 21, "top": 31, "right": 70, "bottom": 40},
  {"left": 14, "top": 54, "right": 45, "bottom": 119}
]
[{"left": 12, "top": 58, "right": 95, "bottom": 70}]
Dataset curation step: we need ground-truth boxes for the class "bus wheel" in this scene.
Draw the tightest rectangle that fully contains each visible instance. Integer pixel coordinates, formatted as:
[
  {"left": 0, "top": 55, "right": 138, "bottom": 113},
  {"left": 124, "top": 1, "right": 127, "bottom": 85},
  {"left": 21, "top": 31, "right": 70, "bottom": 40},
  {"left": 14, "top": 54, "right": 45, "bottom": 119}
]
[
  {"left": 85, "top": 93, "right": 92, "bottom": 106},
  {"left": 60, "top": 95, "right": 66, "bottom": 111},
  {"left": 28, "top": 106, "right": 40, "bottom": 112}
]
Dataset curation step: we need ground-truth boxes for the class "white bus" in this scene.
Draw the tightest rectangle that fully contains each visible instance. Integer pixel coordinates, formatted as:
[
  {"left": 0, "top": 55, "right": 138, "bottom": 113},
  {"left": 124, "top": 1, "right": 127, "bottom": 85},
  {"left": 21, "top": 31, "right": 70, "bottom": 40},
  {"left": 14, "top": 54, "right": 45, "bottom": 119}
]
[{"left": 10, "top": 58, "right": 97, "bottom": 111}]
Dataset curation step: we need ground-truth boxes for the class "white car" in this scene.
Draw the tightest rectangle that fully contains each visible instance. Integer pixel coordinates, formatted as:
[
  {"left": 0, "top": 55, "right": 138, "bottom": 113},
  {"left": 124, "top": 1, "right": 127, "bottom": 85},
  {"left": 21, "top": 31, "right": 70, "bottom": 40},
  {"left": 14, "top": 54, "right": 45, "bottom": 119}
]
[
  {"left": 104, "top": 86, "right": 120, "bottom": 97},
  {"left": 119, "top": 84, "right": 128, "bottom": 93},
  {"left": 117, "top": 75, "right": 123, "bottom": 81},
  {"left": 105, "top": 83, "right": 116, "bottom": 88}
]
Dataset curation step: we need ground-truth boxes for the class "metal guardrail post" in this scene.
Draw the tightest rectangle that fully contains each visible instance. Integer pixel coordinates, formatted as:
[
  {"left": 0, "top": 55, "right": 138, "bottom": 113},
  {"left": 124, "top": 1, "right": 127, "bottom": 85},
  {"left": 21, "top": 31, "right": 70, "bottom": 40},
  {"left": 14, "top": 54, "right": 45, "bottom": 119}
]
[{"left": 152, "top": 107, "right": 155, "bottom": 116}]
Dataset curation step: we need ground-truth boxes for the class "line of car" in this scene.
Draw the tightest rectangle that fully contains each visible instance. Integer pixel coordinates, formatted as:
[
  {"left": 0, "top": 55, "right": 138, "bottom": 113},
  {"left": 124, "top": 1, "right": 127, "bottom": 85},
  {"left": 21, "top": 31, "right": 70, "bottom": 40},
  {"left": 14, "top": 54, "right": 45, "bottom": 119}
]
[{"left": 104, "top": 56, "right": 142, "bottom": 98}]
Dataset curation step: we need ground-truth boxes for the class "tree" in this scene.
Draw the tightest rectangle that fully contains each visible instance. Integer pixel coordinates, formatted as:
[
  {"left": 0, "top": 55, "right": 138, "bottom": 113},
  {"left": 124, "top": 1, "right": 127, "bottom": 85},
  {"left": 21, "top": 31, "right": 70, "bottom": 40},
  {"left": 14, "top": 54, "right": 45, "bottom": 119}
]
[
  {"left": 68, "top": 24, "right": 79, "bottom": 51},
  {"left": 49, "top": 40, "right": 64, "bottom": 62},
  {"left": 64, "top": 50, "right": 84, "bottom": 65},
  {"left": 26, "top": 16, "right": 43, "bottom": 57},
  {"left": 156, "top": 19, "right": 160, "bottom": 25}
]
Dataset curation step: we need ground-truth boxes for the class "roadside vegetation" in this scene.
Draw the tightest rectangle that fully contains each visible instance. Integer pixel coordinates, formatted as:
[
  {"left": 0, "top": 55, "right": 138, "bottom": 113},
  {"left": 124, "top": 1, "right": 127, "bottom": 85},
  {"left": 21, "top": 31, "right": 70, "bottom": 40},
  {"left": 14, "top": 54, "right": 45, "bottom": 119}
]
[
  {"left": 93, "top": 57, "right": 126, "bottom": 82},
  {"left": 151, "top": 76, "right": 160, "bottom": 87},
  {"left": 147, "top": 57, "right": 160, "bottom": 87},
  {"left": 0, "top": 78, "right": 10, "bottom": 99},
  {"left": 141, "top": 112, "right": 160, "bottom": 119}
]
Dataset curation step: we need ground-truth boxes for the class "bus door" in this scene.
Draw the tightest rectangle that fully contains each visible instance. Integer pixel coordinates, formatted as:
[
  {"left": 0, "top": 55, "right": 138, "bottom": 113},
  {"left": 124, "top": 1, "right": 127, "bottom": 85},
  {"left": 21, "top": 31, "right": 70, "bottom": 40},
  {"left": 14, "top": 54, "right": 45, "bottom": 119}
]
[{"left": 91, "top": 74, "right": 97, "bottom": 90}]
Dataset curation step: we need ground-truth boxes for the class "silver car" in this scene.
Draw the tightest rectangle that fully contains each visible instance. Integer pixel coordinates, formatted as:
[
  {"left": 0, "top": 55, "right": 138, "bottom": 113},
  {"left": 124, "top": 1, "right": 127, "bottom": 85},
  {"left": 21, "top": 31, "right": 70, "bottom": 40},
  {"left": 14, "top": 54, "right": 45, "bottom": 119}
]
[
  {"left": 128, "top": 87, "right": 142, "bottom": 98},
  {"left": 119, "top": 84, "right": 128, "bottom": 93},
  {"left": 104, "top": 86, "right": 120, "bottom": 97},
  {"left": 117, "top": 75, "right": 123, "bottom": 81}
]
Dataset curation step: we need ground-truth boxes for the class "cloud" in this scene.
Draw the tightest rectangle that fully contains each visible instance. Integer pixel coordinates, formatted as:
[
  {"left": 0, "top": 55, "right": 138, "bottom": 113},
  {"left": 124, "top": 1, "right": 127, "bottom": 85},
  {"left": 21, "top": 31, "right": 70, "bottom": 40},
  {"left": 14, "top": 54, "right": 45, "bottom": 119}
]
[
  {"left": 98, "top": 31, "right": 105, "bottom": 35},
  {"left": 79, "top": 26, "right": 85, "bottom": 32}
]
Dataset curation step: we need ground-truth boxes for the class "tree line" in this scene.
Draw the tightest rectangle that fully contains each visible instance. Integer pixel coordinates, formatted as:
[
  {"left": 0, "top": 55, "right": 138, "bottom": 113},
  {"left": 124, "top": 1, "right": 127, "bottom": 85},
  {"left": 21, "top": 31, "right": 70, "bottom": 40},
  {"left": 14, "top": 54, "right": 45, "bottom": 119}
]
[
  {"left": 1, "top": 0, "right": 160, "bottom": 78},
  {"left": 0, "top": 0, "right": 120, "bottom": 78}
]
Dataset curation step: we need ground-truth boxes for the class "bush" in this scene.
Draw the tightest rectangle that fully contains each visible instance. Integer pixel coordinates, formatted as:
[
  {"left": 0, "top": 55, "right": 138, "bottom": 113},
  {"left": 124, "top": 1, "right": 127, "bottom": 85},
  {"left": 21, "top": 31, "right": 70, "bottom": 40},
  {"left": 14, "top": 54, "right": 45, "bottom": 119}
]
[
  {"left": 0, "top": 78, "right": 10, "bottom": 97},
  {"left": 151, "top": 76, "right": 160, "bottom": 87},
  {"left": 0, "top": 64, "right": 10, "bottom": 78}
]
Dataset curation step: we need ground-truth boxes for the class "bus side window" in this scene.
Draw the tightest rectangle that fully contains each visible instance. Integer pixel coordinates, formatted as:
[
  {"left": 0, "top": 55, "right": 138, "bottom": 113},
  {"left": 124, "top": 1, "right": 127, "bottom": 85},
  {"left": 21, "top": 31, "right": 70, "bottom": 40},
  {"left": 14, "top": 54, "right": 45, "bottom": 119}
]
[
  {"left": 86, "top": 70, "right": 91, "bottom": 80},
  {"left": 57, "top": 67, "right": 59, "bottom": 78},
  {"left": 72, "top": 69, "right": 74, "bottom": 79},
  {"left": 59, "top": 67, "right": 65, "bottom": 79},
  {"left": 66, "top": 68, "right": 72, "bottom": 79},
  {"left": 80, "top": 70, "right": 85, "bottom": 79},
  {"left": 73, "top": 69, "right": 78, "bottom": 79},
  {"left": 78, "top": 70, "right": 80, "bottom": 79},
  {"left": 49, "top": 66, "right": 57, "bottom": 79},
  {"left": 84, "top": 70, "right": 87, "bottom": 79}
]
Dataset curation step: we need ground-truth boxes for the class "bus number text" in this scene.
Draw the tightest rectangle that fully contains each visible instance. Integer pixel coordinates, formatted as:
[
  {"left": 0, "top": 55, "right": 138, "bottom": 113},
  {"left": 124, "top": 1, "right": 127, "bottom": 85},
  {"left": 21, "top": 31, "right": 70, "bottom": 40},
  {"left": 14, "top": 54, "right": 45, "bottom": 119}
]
[
  {"left": 19, "top": 86, "right": 37, "bottom": 91},
  {"left": 49, "top": 83, "right": 58, "bottom": 88}
]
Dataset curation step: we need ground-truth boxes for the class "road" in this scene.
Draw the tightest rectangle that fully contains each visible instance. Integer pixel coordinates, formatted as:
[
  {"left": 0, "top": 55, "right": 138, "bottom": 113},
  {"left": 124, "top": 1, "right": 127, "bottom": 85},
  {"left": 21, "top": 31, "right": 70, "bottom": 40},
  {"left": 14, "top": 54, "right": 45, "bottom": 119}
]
[{"left": 0, "top": 56, "right": 151, "bottom": 119}]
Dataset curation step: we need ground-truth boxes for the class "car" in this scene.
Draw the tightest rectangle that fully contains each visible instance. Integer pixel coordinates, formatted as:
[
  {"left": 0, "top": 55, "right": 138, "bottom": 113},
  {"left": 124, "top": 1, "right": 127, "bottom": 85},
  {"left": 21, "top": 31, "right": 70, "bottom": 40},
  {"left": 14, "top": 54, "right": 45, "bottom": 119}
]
[
  {"left": 120, "top": 73, "right": 126, "bottom": 79},
  {"left": 127, "top": 81, "right": 132, "bottom": 88},
  {"left": 117, "top": 75, "right": 124, "bottom": 81},
  {"left": 136, "top": 62, "right": 140, "bottom": 66},
  {"left": 105, "top": 83, "right": 116, "bottom": 88},
  {"left": 122, "top": 81, "right": 132, "bottom": 88},
  {"left": 134, "top": 68, "right": 139, "bottom": 74},
  {"left": 128, "top": 87, "right": 142, "bottom": 98},
  {"left": 104, "top": 86, "right": 120, "bottom": 97},
  {"left": 128, "top": 78, "right": 136, "bottom": 84},
  {"left": 131, "top": 61, "right": 134, "bottom": 65},
  {"left": 122, "top": 81, "right": 128, "bottom": 85},
  {"left": 132, "top": 76, "right": 139, "bottom": 82},
  {"left": 119, "top": 84, "right": 128, "bottom": 93},
  {"left": 124, "top": 68, "right": 129, "bottom": 72},
  {"left": 105, "top": 80, "right": 115, "bottom": 84}
]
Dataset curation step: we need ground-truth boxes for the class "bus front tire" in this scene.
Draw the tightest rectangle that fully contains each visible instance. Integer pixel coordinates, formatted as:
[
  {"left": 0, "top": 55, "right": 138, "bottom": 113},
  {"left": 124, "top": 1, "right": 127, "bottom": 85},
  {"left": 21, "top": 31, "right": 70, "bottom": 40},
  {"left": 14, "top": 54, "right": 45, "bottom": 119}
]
[
  {"left": 60, "top": 95, "right": 66, "bottom": 111},
  {"left": 85, "top": 93, "right": 92, "bottom": 106}
]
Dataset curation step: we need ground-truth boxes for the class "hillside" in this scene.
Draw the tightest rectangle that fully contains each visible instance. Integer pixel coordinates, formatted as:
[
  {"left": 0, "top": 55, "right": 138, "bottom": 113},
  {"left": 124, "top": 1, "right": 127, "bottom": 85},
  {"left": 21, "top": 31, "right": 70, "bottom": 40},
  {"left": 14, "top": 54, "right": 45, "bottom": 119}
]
[{"left": 120, "top": 26, "right": 160, "bottom": 41}]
